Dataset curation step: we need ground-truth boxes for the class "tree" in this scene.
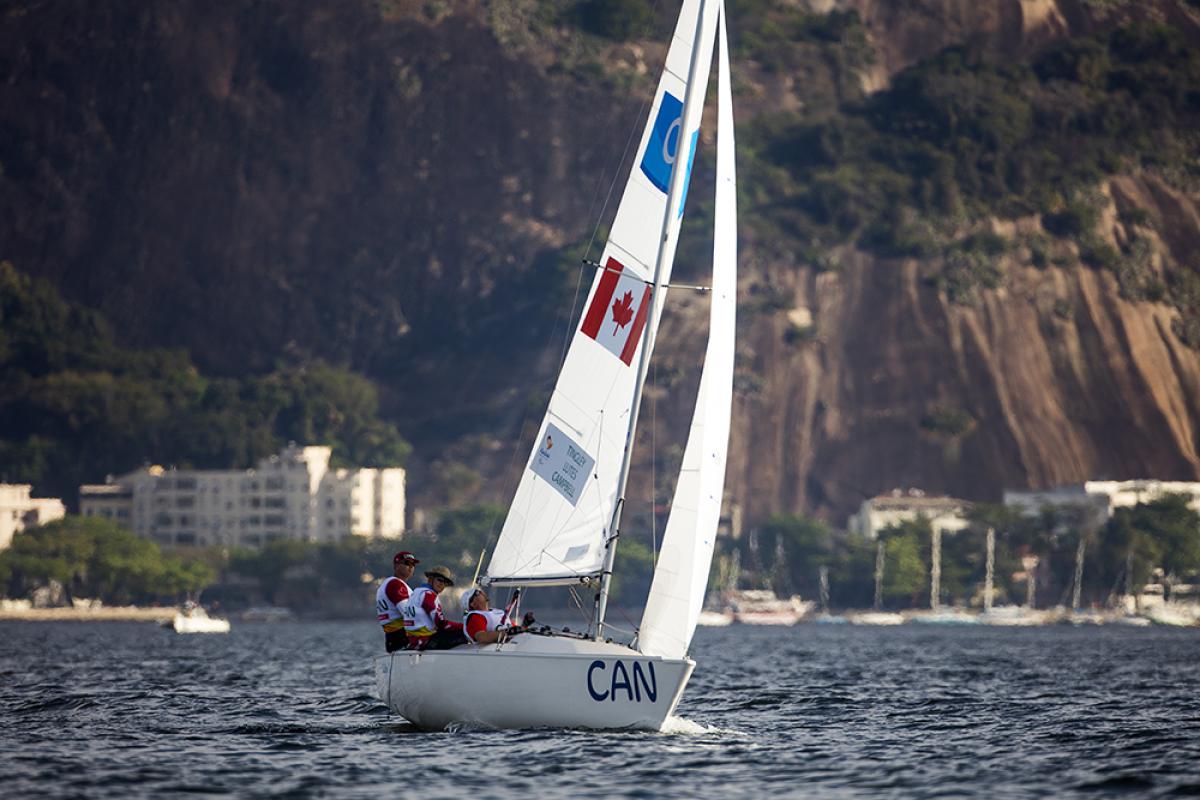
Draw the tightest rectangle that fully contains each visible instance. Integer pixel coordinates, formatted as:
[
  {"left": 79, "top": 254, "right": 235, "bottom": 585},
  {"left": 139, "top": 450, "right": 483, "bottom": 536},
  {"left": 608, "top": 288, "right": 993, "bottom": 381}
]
[
  {"left": 759, "top": 513, "right": 833, "bottom": 599},
  {"left": 0, "top": 516, "right": 215, "bottom": 604},
  {"left": 882, "top": 522, "right": 927, "bottom": 607},
  {"left": 1103, "top": 495, "right": 1200, "bottom": 601}
]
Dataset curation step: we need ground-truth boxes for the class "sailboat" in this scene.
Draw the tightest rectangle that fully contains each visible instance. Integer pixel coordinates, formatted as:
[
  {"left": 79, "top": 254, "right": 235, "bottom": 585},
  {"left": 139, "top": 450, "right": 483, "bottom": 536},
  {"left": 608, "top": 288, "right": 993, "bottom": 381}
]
[{"left": 375, "top": 0, "right": 736, "bottom": 731}]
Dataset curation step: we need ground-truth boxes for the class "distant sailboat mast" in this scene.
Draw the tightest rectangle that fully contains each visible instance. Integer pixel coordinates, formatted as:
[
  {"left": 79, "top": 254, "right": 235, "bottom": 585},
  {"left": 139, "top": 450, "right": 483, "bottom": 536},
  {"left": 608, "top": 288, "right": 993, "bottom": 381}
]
[{"left": 594, "top": 0, "right": 716, "bottom": 640}]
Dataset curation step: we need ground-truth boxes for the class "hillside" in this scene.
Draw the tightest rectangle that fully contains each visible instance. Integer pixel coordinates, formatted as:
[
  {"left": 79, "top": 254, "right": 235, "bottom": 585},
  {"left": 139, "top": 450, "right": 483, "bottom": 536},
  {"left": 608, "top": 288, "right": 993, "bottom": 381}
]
[{"left": 2, "top": 0, "right": 1199, "bottom": 525}]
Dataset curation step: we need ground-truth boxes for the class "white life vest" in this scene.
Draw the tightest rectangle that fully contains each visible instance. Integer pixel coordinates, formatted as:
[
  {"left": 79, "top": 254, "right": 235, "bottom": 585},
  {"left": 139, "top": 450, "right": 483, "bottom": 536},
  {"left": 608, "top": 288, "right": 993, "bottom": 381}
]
[
  {"left": 463, "top": 608, "right": 508, "bottom": 642},
  {"left": 375, "top": 577, "right": 412, "bottom": 630},
  {"left": 402, "top": 585, "right": 440, "bottom": 636}
]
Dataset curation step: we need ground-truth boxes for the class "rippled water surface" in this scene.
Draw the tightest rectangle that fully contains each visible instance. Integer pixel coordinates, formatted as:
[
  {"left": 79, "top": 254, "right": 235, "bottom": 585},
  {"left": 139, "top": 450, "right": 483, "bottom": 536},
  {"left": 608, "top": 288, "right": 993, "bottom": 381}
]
[{"left": 2, "top": 620, "right": 1199, "bottom": 798}]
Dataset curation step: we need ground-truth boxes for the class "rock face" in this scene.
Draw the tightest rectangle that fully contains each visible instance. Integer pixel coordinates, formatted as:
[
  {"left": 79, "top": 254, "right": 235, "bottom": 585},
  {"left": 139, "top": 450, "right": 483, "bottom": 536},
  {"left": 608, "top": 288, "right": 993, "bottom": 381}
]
[
  {"left": 2, "top": 0, "right": 1199, "bottom": 523},
  {"left": 723, "top": 213, "right": 1200, "bottom": 520}
]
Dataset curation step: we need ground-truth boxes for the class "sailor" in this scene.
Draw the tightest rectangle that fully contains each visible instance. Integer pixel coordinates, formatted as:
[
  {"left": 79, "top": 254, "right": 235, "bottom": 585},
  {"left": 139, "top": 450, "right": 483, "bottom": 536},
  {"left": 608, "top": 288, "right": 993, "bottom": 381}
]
[
  {"left": 461, "top": 587, "right": 536, "bottom": 644},
  {"left": 376, "top": 551, "right": 419, "bottom": 652},
  {"left": 403, "top": 565, "right": 465, "bottom": 650}
]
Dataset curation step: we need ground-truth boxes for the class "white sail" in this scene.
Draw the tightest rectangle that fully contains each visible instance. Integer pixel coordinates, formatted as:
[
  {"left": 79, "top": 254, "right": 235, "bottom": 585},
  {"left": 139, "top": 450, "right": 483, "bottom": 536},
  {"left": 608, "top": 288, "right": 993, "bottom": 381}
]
[
  {"left": 487, "top": 0, "right": 719, "bottom": 585},
  {"left": 637, "top": 3, "right": 736, "bottom": 659}
]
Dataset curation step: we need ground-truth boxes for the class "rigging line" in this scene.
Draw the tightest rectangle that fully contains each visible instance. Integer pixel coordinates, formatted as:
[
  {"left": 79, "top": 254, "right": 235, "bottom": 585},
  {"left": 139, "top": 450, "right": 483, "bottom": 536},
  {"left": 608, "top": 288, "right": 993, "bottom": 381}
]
[
  {"left": 582, "top": 259, "right": 711, "bottom": 291},
  {"left": 580, "top": 31, "right": 660, "bottom": 260},
  {"left": 557, "top": 264, "right": 587, "bottom": 371},
  {"left": 604, "top": 606, "right": 639, "bottom": 638},
  {"left": 580, "top": 90, "right": 644, "bottom": 261},
  {"left": 567, "top": 586, "right": 594, "bottom": 628},
  {"left": 616, "top": 598, "right": 641, "bottom": 633},
  {"left": 651, "top": 358, "right": 657, "bottom": 568},
  {"left": 489, "top": 274, "right": 585, "bottom": 546},
  {"left": 579, "top": 0, "right": 667, "bottom": 261}
]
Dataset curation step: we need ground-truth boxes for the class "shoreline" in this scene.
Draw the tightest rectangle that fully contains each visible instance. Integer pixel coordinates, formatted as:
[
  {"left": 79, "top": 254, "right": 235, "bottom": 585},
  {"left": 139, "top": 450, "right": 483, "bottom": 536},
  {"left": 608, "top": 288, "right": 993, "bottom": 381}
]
[{"left": 0, "top": 606, "right": 177, "bottom": 622}]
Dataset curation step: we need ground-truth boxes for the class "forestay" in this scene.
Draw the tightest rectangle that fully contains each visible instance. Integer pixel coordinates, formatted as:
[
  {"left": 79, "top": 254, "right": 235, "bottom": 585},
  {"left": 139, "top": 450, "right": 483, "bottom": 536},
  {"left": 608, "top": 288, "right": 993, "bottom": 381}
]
[
  {"left": 637, "top": 3, "right": 737, "bottom": 659},
  {"left": 487, "top": 0, "right": 720, "bottom": 585}
]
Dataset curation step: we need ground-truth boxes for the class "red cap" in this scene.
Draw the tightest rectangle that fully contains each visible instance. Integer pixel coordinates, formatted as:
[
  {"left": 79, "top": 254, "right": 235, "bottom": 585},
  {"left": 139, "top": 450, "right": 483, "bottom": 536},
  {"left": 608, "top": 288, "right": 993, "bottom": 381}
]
[{"left": 393, "top": 551, "right": 419, "bottom": 566}]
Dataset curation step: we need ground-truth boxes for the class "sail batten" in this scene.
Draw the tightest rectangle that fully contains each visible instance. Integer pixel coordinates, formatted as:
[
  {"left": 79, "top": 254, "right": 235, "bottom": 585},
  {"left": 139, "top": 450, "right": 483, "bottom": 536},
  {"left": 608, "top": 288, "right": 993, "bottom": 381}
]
[
  {"left": 637, "top": 1, "right": 736, "bottom": 660},
  {"left": 486, "top": 0, "right": 719, "bottom": 585}
]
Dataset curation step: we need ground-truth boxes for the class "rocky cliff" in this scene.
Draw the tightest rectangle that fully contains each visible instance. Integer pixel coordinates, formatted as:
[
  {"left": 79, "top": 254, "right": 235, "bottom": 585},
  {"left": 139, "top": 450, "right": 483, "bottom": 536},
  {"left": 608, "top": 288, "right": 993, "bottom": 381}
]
[{"left": 2, "top": 0, "right": 1198, "bottom": 525}]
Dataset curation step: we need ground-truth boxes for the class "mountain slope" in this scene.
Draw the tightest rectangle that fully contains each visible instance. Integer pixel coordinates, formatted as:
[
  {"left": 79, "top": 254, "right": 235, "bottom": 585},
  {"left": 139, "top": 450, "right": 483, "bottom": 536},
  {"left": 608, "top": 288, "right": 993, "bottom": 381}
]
[{"left": 2, "top": 0, "right": 1199, "bottom": 524}]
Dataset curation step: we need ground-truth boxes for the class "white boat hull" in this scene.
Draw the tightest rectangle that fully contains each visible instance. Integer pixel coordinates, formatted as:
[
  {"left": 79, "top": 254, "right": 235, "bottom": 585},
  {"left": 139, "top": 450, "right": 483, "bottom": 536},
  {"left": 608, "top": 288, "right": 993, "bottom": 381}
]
[
  {"left": 696, "top": 610, "right": 734, "bottom": 627},
  {"left": 375, "top": 634, "right": 694, "bottom": 731},
  {"left": 734, "top": 611, "right": 802, "bottom": 625},
  {"left": 847, "top": 612, "right": 905, "bottom": 626},
  {"left": 172, "top": 613, "right": 230, "bottom": 634}
]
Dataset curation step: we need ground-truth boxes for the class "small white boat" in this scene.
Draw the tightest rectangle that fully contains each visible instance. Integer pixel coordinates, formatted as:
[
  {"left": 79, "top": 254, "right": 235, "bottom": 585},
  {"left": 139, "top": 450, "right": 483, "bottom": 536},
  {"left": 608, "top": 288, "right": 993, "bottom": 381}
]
[
  {"left": 907, "top": 608, "right": 980, "bottom": 625},
  {"left": 697, "top": 609, "right": 734, "bottom": 627},
  {"left": 978, "top": 606, "right": 1049, "bottom": 626},
  {"left": 1144, "top": 604, "right": 1199, "bottom": 627},
  {"left": 847, "top": 611, "right": 905, "bottom": 626},
  {"left": 172, "top": 605, "right": 231, "bottom": 634},
  {"left": 728, "top": 589, "right": 812, "bottom": 625}
]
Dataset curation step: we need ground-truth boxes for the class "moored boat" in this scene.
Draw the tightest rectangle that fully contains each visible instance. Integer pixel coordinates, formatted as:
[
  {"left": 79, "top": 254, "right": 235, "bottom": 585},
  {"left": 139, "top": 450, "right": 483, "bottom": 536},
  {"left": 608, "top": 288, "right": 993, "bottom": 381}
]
[
  {"left": 907, "top": 608, "right": 980, "bottom": 625},
  {"left": 728, "top": 590, "right": 812, "bottom": 625},
  {"left": 978, "top": 606, "right": 1050, "bottom": 626},
  {"left": 847, "top": 611, "right": 905, "bottom": 626},
  {"left": 697, "top": 609, "right": 734, "bottom": 627}
]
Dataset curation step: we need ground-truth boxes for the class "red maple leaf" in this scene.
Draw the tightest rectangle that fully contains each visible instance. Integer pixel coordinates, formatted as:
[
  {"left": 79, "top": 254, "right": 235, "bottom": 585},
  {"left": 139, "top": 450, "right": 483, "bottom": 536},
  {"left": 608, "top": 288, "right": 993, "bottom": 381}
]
[{"left": 610, "top": 291, "right": 635, "bottom": 334}]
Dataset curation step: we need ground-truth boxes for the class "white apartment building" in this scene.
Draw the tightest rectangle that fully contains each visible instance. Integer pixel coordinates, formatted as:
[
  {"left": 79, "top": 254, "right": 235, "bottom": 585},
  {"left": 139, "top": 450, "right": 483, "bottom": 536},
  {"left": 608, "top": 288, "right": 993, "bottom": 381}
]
[
  {"left": 79, "top": 444, "right": 405, "bottom": 548},
  {"left": 0, "top": 484, "right": 66, "bottom": 550},
  {"left": 847, "top": 488, "right": 972, "bottom": 539},
  {"left": 1004, "top": 480, "right": 1200, "bottom": 519}
]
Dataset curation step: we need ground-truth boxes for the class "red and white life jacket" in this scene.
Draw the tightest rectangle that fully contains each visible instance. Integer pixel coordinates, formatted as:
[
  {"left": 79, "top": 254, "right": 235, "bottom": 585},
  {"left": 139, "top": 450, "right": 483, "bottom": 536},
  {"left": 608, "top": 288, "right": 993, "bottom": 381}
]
[
  {"left": 463, "top": 608, "right": 508, "bottom": 643},
  {"left": 375, "top": 577, "right": 411, "bottom": 632},
  {"left": 403, "top": 585, "right": 440, "bottom": 637}
]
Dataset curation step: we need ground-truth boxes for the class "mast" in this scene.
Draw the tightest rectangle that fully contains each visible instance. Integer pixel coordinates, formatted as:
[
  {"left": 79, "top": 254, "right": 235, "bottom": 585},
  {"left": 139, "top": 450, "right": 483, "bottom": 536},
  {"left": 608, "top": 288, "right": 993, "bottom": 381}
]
[
  {"left": 594, "top": 0, "right": 713, "bottom": 640},
  {"left": 984, "top": 527, "right": 995, "bottom": 614}
]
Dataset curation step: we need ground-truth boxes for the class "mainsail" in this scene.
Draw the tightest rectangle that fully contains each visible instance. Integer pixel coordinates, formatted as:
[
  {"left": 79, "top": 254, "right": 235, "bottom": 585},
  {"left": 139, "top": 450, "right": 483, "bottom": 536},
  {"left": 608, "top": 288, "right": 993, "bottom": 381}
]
[
  {"left": 487, "top": 0, "right": 719, "bottom": 585},
  {"left": 637, "top": 3, "right": 737, "bottom": 659}
]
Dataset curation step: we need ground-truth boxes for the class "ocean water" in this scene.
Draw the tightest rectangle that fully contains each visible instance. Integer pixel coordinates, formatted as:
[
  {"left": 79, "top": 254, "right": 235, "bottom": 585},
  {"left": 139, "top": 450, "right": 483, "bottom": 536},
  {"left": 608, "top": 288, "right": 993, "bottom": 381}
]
[{"left": 2, "top": 620, "right": 1199, "bottom": 798}]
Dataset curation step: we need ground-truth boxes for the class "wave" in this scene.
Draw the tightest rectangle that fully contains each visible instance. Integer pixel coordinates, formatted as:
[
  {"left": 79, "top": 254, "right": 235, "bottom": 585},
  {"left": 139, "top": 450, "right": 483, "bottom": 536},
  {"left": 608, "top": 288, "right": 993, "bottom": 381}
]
[{"left": 658, "top": 715, "right": 740, "bottom": 736}]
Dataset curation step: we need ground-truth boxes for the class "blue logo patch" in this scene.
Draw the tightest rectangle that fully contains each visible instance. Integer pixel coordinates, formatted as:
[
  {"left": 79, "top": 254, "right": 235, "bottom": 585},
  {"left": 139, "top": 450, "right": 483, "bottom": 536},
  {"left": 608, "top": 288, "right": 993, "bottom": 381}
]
[
  {"left": 640, "top": 92, "right": 698, "bottom": 217},
  {"left": 640, "top": 92, "right": 683, "bottom": 193}
]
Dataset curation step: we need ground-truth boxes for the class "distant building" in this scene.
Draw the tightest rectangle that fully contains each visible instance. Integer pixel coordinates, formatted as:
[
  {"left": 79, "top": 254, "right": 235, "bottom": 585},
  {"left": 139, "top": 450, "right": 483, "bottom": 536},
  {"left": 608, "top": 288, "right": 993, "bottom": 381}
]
[
  {"left": 79, "top": 444, "right": 405, "bottom": 548},
  {"left": 1004, "top": 480, "right": 1200, "bottom": 519},
  {"left": 847, "top": 488, "right": 971, "bottom": 539},
  {"left": 0, "top": 484, "right": 66, "bottom": 550}
]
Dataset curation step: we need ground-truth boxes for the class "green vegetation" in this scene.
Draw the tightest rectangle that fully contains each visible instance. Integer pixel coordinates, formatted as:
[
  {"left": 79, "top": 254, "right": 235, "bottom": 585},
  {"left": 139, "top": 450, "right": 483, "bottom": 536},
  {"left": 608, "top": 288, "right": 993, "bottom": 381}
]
[
  {"left": 731, "top": 4, "right": 872, "bottom": 106},
  {"left": 732, "top": 499, "right": 1200, "bottom": 611},
  {"left": 920, "top": 406, "right": 976, "bottom": 438},
  {"left": 738, "top": 22, "right": 1200, "bottom": 331},
  {"left": 580, "top": 0, "right": 653, "bottom": 41},
  {"left": 6, "top": 498, "right": 1195, "bottom": 615},
  {"left": 0, "top": 262, "right": 410, "bottom": 502},
  {"left": 0, "top": 516, "right": 213, "bottom": 605}
]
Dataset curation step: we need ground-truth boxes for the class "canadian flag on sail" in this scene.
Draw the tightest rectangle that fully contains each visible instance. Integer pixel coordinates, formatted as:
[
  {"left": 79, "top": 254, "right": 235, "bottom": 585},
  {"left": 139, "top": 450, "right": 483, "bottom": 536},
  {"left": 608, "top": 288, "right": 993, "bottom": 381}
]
[{"left": 580, "top": 257, "right": 652, "bottom": 366}]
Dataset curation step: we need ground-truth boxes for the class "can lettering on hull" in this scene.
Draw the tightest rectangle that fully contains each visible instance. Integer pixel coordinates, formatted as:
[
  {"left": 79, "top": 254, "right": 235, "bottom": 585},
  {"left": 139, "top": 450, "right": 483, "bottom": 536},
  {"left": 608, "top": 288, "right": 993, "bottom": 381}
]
[{"left": 587, "top": 659, "right": 658, "bottom": 703}]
